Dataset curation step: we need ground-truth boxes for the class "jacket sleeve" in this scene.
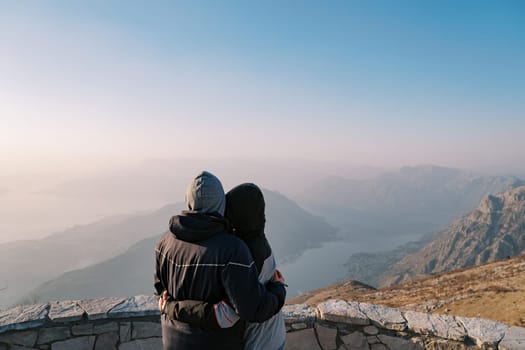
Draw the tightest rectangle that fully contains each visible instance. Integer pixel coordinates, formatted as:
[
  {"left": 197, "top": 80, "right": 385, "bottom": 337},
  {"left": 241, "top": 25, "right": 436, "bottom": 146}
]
[
  {"left": 163, "top": 300, "right": 220, "bottom": 329},
  {"left": 221, "top": 243, "right": 286, "bottom": 323}
]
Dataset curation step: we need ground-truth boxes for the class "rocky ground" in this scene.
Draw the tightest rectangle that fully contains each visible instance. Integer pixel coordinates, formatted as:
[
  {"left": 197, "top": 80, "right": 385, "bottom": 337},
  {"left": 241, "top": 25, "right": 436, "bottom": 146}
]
[{"left": 288, "top": 253, "right": 525, "bottom": 327}]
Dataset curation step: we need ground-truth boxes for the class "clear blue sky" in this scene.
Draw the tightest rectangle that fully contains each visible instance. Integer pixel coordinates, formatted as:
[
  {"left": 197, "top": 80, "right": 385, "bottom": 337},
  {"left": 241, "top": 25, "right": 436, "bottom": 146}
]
[{"left": 1, "top": 0, "right": 524, "bottom": 172}]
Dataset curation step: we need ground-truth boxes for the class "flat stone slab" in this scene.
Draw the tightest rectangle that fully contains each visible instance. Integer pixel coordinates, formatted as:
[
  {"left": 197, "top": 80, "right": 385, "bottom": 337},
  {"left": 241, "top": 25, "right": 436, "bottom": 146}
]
[
  {"left": 0, "top": 330, "right": 37, "bottom": 347},
  {"left": 108, "top": 295, "right": 159, "bottom": 318},
  {"left": 363, "top": 326, "right": 379, "bottom": 335},
  {"left": 429, "top": 313, "right": 466, "bottom": 341},
  {"left": 0, "top": 304, "right": 48, "bottom": 334},
  {"left": 93, "top": 322, "right": 118, "bottom": 334},
  {"left": 6, "top": 346, "right": 40, "bottom": 350},
  {"left": 282, "top": 304, "right": 317, "bottom": 325},
  {"left": 120, "top": 322, "right": 132, "bottom": 343},
  {"left": 500, "top": 326, "right": 525, "bottom": 350},
  {"left": 71, "top": 324, "right": 93, "bottom": 336},
  {"left": 359, "top": 303, "right": 406, "bottom": 331},
  {"left": 404, "top": 311, "right": 465, "bottom": 341},
  {"left": 341, "top": 331, "right": 368, "bottom": 349},
  {"left": 315, "top": 324, "right": 337, "bottom": 350},
  {"left": 131, "top": 322, "right": 162, "bottom": 339},
  {"left": 119, "top": 338, "right": 162, "bottom": 350},
  {"left": 377, "top": 334, "right": 423, "bottom": 350},
  {"left": 291, "top": 323, "right": 307, "bottom": 330},
  {"left": 78, "top": 297, "right": 125, "bottom": 320},
  {"left": 51, "top": 335, "right": 96, "bottom": 350},
  {"left": 457, "top": 316, "right": 508, "bottom": 347},
  {"left": 367, "top": 335, "right": 380, "bottom": 344},
  {"left": 404, "top": 311, "right": 433, "bottom": 334},
  {"left": 48, "top": 300, "right": 85, "bottom": 322},
  {"left": 37, "top": 326, "right": 70, "bottom": 344},
  {"left": 285, "top": 328, "right": 321, "bottom": 350},
  {"left": 94, "top": 332, "right": 118, "bottom": 350},
  {"left": 317, "top": 300, "right": 369, "bottom": 325}
]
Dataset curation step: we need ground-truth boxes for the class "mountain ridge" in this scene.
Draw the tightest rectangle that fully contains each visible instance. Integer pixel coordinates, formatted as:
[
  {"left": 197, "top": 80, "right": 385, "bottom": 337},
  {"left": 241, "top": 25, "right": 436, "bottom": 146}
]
[
  {"left": 381, "top": 185, "right": 525, "bottom": 286},
  {"left": 297, "top": 165, "right": 522, "bottom": 240}
]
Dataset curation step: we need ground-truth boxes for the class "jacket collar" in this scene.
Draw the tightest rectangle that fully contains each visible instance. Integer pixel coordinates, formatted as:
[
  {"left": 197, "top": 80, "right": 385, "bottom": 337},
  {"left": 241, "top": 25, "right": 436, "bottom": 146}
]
[{"left": 169, "top": 211, "right": 227, "bottom": 243}]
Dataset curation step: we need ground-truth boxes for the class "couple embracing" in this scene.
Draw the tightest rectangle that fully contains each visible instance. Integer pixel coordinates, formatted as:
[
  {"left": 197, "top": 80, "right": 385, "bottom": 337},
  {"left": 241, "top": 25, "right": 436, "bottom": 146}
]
[{"left": 154, "top": 171, "right": 287, "bottom": 350}]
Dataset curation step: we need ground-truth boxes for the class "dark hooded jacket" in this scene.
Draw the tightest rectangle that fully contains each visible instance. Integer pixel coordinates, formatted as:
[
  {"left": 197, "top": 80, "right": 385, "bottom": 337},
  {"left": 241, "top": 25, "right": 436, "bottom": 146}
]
[
  {"left": 160, "top": 183, "right": 286, "bottom": 350},
  {"left": 155, "top": 209, "right": 285, "bottom": 350}
]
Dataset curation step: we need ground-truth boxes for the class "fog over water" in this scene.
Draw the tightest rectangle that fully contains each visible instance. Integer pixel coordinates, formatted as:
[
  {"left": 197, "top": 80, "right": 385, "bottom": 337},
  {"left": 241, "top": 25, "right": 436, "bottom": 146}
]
[{"left": 279, "top": 236, "right": 413, "bottom": 298}]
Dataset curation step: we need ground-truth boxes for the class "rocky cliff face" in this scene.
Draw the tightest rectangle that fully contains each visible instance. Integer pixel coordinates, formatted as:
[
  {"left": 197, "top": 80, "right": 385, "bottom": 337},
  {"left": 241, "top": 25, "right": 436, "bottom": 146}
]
[{"left": 381, "top": 185, "right": 525, "bottom": 286}]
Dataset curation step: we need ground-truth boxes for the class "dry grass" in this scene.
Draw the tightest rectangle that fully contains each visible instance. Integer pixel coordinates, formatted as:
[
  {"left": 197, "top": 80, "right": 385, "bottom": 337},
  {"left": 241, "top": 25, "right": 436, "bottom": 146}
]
[{"left": 287, "top": 253, "right": 525, "bottom": 327}]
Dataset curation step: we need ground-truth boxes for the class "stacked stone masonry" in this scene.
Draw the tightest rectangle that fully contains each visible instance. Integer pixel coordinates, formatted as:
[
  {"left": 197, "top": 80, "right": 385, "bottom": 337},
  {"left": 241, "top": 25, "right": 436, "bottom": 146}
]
[{"left": 0, "top": 296, "right": 524, "bottom": 349}]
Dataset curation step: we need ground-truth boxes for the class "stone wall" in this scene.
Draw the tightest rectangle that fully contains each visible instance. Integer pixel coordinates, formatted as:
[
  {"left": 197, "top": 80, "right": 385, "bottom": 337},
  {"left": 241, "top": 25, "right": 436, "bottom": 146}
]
[
  {"left": 0, "top": 296, "right": 524, "bottom": 350},
  {"left": 282, "top": 301, "right": 524, "bottom": 350},
  {"left": 0, "top": 296, "right": 161, "bottom": 350}
]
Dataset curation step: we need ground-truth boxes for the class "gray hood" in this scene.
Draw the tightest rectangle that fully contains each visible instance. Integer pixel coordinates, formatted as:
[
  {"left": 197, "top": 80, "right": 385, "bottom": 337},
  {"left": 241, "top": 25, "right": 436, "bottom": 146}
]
[{"left": 185, "top": 171, "right": 226, "bottom": 216}]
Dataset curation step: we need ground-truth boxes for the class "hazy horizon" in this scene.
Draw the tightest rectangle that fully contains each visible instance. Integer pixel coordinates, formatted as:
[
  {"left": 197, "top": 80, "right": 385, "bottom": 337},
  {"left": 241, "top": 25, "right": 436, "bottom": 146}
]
[
  {"left": 1, "top": 157, "right": 523, "bottom": 244},
  {"left": 0, "top": 155, "right": 391, "bottom": 244},
  {"left": 1, "top": 1, "right": 524, "bottom": 243}
]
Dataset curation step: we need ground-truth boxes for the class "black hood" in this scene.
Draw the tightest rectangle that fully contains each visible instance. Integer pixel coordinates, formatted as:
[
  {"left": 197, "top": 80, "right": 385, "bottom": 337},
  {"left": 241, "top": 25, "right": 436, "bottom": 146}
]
[
  {"left": 225, "top": 183, "right": 266, "bottom": 240},
  {"left": 169, "top": 211, "right": 227, "bottom": 243},
  {"left": 225, "top": 183, "right": 272, "bottom": 274}
]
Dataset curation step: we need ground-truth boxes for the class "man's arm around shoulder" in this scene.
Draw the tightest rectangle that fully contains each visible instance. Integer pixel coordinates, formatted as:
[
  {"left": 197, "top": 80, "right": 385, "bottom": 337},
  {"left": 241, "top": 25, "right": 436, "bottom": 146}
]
[{"left": 221, "top": 241, "right": 286, "bottom": 323}]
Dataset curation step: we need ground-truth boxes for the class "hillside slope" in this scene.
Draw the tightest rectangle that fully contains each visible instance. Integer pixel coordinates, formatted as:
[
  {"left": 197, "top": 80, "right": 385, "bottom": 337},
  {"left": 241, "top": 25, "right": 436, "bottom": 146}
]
[
  {"left": 289, "top": 253, "right": 525, "bottom": 327},
  {"left": 382, "top": 185, "right": 525, "bottom": 286}
]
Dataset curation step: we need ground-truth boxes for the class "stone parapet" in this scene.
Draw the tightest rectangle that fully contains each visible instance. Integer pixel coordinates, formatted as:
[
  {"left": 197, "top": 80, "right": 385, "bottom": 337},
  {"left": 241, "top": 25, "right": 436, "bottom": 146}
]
[
  {"left": 283, "top": 300, "right": 524, "bottom": 350},
  {"left": 0, "top": 297, "right": 523, "bottom": 349}
]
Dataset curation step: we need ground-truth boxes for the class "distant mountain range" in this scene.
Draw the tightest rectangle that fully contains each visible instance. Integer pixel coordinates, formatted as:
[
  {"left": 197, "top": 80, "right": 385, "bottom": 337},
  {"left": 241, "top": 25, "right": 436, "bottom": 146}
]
[
  {"left": 6, "top": 164, "right": 524, "bottom": 308},
  {"left": 381, "top": 185, "right": 525, "bottom": 286},
  {"left": 42, "top": 158, "right": 384, "bottom": 203},
  {"left": 16, "top": 189, "right": 336, "bottom": 304},
  {"left": 0, "top": 203, "right": 184, "bottom": 308},
  {"left": 297, "top": 165, "right": 522, "bottom": 246}
]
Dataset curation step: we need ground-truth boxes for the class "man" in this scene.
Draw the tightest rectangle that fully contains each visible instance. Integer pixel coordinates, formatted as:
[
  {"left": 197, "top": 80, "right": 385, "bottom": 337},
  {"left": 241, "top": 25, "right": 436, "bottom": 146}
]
[{"left": 154, "top": 171, "right": 286, "bottom": 350}]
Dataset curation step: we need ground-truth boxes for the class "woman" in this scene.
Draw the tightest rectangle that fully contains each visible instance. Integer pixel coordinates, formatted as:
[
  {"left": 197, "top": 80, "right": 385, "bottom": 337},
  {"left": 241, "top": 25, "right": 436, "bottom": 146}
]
[{"left": 159, "top": 183, "right": 286, "bottom": 350}]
